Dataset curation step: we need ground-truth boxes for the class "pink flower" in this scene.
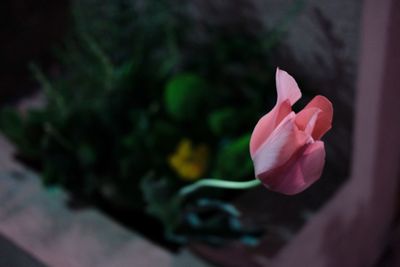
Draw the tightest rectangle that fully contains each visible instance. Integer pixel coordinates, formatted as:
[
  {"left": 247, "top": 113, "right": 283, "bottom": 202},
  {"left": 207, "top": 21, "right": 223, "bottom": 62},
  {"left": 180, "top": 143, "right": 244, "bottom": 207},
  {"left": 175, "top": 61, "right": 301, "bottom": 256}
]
[{"left": 250, "top": 68, "right": 333, "bottom": 195}]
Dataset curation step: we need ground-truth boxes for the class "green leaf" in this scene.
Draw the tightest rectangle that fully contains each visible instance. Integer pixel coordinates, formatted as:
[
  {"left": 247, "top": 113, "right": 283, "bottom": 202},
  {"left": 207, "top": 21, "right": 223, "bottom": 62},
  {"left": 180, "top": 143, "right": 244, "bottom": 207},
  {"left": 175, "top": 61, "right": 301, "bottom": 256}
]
[
  {"left": 208, "top": 108, "right": 238, "bottom": 136},
  {"left": 164, "top": 73, "right": 208, "bottom": 120},
  {"left": 0, "top": 108, "right": 24, "bottom": 142},
  {"left": 78, "top": 144, "right": 96, "bottom": 166},
  {"left": 214, "top": 134, "right": 253, "bottom": 180},
  {"left": 140, "top": 175, "right": 182, "bottom": 234}
]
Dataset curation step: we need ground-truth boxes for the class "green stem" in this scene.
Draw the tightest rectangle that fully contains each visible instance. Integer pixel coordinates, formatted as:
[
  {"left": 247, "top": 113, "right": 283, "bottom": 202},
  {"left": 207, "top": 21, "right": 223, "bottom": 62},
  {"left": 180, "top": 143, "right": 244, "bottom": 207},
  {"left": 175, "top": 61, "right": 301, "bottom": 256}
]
[{"left": 178, "top": 178, "right": 261, "bottom": 198}]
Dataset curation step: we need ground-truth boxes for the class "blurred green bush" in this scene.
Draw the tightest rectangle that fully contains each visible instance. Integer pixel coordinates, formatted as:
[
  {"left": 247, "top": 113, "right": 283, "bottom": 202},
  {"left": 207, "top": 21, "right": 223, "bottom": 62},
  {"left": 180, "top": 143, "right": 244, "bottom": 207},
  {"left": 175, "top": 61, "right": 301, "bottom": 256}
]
[{"left": 0, "top": 0, "right": 302, "bottom": 245}]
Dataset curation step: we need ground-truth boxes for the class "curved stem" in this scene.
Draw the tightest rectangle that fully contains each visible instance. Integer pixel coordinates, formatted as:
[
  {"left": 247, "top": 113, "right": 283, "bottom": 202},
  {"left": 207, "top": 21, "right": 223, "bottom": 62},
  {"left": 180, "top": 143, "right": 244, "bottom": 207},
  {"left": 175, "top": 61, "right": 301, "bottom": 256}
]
[{"left": 178, "top": 178, "right": 261, "bottom": 198}]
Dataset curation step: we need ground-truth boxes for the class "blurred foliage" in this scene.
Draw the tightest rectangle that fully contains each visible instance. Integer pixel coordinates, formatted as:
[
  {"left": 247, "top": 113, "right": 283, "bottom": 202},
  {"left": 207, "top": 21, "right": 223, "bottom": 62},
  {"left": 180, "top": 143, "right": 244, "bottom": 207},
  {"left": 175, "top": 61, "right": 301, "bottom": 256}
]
[
  {"left": 214, "top": 134, "right": 254, "bottom": 181},
  {"left": 164, "top": 73, "right": 208, "bottom": 121},
  {"left": 0, "top": 0, "right": 302, "bottom": 245}
]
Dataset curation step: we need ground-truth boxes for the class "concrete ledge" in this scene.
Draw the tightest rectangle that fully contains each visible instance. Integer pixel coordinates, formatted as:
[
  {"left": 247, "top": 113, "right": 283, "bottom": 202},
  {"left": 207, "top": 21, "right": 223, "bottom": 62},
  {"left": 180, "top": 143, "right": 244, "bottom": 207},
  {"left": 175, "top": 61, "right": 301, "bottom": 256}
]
[
  {"left": 0, "top": 234, "right": 46, "bottom": 267},
  {"left": 0, "top": 134, "right": 209, "bottom": 267}
]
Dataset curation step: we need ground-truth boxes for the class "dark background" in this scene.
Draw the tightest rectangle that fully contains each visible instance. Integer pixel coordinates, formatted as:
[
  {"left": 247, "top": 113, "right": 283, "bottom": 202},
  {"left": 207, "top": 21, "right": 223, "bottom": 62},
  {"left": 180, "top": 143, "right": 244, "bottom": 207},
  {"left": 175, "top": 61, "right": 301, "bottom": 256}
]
[{"left": 0, "top": 0, "right": 69, "bottom": 102}]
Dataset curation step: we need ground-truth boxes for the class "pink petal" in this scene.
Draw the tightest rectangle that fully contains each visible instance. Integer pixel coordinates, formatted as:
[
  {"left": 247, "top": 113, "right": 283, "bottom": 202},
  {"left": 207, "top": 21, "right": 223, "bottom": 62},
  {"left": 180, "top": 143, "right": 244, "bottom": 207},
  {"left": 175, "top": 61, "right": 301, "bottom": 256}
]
[
  {"left": 250, "top": 68, "right": 303, "bottom": 156},
  {"left": 257, "top": 141, "right": 326, "bottom": 195},
  {"left": 295, "top": 107, "right": 321, "bottom": 137},
  {"left": 252, "top": 113, "right": 310, "bottom": 177},
  {"left": 275, "top": 68, "right": 302, "bottom": 105},
  {"left": 249, "top": 100, "right": 291, "bottom": 156},
  {"left": 296, "top": 95, "right": 333, "bottom": 140}
]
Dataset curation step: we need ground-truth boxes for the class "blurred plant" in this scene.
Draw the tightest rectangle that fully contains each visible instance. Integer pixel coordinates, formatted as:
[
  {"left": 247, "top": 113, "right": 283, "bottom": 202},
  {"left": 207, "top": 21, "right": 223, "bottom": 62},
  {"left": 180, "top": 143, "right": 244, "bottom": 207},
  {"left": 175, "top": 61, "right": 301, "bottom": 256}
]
[{"left": 0, "top": 0, "right": 303, "bottom": 245}]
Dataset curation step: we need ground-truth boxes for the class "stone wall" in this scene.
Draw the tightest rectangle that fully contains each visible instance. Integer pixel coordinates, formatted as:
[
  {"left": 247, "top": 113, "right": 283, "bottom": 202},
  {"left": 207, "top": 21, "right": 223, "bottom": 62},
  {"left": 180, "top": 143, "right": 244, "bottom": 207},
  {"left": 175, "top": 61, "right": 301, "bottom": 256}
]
[
  {"left": 193, "top": 0, "right": 362, "bottom": 195},
  {"left": 190, "top": 1, "right": 363, "bottom": 264},
  {"left": 262, "top": 0, "right": 362, "bottom": 193}
]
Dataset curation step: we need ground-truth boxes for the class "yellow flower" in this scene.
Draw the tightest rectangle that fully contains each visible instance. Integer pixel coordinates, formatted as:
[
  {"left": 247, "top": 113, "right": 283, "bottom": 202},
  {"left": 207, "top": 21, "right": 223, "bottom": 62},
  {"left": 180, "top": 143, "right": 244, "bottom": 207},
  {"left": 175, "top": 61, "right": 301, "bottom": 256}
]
[{"left": 168, "top": 139, "right": 209, "bottom": 181}]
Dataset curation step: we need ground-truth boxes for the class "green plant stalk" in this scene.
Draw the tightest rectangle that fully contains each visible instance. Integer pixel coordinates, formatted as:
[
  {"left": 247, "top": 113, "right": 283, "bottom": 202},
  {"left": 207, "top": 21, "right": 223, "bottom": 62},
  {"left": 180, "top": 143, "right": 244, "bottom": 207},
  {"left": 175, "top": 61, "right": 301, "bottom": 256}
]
[{"left": 178, "top": 178, "right": 261, "bottom": 197}]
